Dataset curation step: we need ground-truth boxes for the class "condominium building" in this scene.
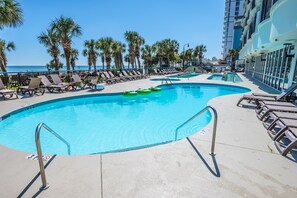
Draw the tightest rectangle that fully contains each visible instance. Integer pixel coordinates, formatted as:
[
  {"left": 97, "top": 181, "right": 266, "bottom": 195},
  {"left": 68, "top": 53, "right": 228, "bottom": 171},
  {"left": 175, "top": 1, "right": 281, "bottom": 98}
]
[
  {"left": 239, "top": 0, "right": 297, "bottom": 91},
  {"left": 222, "top": 0, "right": 245, "bottom": 60}
]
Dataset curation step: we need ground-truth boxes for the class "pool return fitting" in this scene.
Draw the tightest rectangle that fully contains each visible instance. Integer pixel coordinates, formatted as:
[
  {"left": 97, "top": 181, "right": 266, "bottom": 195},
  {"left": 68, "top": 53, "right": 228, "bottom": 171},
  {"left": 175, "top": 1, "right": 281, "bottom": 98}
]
[
  {"left": 174, "top": 106, "right": 218, "bottom": 156},
  {"left": 35, "top": 123, "right": 71, "bottom": 190}
]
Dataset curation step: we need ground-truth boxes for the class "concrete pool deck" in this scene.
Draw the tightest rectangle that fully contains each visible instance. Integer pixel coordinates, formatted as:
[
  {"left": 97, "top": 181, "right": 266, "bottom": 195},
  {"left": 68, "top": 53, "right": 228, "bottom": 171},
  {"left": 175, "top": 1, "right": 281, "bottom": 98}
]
[{"left": 0, "top": 73, "right": 296, "bottom": 197}]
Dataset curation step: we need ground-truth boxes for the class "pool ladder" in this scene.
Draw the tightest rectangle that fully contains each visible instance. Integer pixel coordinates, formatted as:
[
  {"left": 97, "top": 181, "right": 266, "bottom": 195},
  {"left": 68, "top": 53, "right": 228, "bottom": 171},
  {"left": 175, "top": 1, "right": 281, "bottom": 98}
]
[
  {"left": 175, "top": 106, "right": 218, "bottom": 156},
  {"left": 161, "top": 77, "right": 173, "bottom": 84},
  {"left": 35, "top": 123, "right": 71, "bottom": 190}
]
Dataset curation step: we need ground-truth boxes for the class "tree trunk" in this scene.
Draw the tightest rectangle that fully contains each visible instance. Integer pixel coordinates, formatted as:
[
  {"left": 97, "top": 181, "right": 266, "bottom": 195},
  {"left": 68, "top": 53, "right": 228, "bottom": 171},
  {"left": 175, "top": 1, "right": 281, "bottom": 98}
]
[
  {"left": 53, "top": 54, "right": 60, "bottom": 71},
  {"left": 101, "top": 56, "right": 105, "bottom": 70},
  {"left": 120, "top": 54, "right": 124, "bottom": 69},
  {"left": 106, "top": 53, "right": 111, "bottom": 70},
  {"left": 167, "top": 55, "right": 170, "bottom": 67},
  {"left": 92, "top": 56, "right": 97, "bottom": 71},
  {"left": 64, "top": 48, "right": 71, "bottom": 72},
  {"left": 137, "top": 56, "right": 141, "bottom": 69},
  {"left": 0, "top": 55, "right": 7, "bottom": 72}
]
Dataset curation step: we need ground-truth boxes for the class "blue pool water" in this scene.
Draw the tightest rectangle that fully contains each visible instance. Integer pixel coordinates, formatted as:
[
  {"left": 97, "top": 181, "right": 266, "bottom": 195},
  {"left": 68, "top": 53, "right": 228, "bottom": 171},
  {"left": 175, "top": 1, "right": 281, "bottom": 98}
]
[
  {"left": 168, "top": 73, "right": 199, "bottom": 78},
  {"left": 208, "top": 73, "right": 243, "bottom": 82},
  {"left": 150, "top": 78, "right": 180, "bottom": 82},
  {"left": 0, "top": 84, "right": 250, "bottom": 155}
]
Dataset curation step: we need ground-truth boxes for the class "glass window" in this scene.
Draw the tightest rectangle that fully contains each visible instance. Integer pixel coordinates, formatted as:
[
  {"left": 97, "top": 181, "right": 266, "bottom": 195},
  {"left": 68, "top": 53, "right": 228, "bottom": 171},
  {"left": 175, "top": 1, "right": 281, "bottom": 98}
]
[{"left": 293, "top": 59, "right": 297, "bottom": 83}]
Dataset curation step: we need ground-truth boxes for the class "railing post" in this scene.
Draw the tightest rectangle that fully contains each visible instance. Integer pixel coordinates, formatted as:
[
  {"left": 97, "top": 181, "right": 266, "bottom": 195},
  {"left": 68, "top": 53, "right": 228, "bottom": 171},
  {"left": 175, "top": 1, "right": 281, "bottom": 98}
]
[
  {"left": 175, "top": 106, "right": 218, "bottom": 156},
  {"left": 35, "top": 122, "right": 71, "bottom": 191},
  {"left": 35, "top": 123, "right": 50, "bottom": 190},
  {"left": 208, "top": 106, "right": 218, "bottom": 156}
]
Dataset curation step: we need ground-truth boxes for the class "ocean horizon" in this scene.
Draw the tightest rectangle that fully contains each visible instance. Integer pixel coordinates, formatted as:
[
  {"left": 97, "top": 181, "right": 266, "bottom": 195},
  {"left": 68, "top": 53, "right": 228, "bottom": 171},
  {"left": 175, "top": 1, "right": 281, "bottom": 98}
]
[{"left": 4, "top": 65, "right": 136, "bottom": 73}]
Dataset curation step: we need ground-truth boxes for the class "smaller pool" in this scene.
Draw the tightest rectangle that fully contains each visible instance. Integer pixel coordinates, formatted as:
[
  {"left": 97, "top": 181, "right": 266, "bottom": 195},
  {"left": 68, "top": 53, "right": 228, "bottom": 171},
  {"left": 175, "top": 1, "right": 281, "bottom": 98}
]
[
  {"left": 208, "top": 73, "right": 242, "bottom": 82},
  {"left": 150, "top": 78, "right": 180, "bottom": 82},
  {"left": 168, "top": 73, "right": 199, "bottom": 78}
]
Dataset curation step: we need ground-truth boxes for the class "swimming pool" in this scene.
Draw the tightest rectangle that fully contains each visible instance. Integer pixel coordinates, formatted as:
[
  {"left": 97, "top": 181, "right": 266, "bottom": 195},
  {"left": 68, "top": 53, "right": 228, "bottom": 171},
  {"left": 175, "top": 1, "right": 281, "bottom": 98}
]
[
  {"left": 0, "top": 84, "right": 250, "bottom": 155},
  {"left": 208, "top": 73, "right": 243, "bottom": 82},
  {"left": 150, "top": 78, "right": 180, "bottom": 82},
  {"left": 168, "top": 73, "right": 199, "bottom": 78}
]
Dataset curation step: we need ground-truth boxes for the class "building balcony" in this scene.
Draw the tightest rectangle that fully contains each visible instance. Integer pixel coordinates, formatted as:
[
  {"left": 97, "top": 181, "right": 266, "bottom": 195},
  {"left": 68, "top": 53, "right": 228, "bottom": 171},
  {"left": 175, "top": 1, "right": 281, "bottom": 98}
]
[
  {"left": 269, "top": 0, "right": 297, "bottom": 42},
  {"left": 240, "top": 0, "right": 297, "bottom": 59}
]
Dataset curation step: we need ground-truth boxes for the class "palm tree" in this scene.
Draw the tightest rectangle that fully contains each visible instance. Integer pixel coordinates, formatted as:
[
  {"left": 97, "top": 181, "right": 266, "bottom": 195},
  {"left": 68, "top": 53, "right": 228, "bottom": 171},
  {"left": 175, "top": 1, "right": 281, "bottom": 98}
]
[
  {"left": 61, "top": 48, "right": 79, "bottom": 70},
  {"left": 124, "top": 54, "right": 130, "bottom": 69},
  {"left": 97, "top": 37, "right": 113, "bottom": 70},
  {"left": 135, "top": 34, "right": 145, "bottom": 69},
  {"left": 194, "top": 45, "right": 207, "bottom": 65},
  {"left": 229, "top": 49, "right": 239, "bottom": 70},
  {"left": 100, "top": 52, "right": 105, "bottom": 70},
  {"left": 50, "top": 16, "right": 82, "bottom": 72},
  {"left": 82, "top": 49, "right": 92, "bottom": 72},
  {"left": 163, "top": 39, "right": 179, "bottom": 66},
  {"left": 0, "top": 0, "right": 23, "bottom": 29},
  {"left": 46, "top": 59, "right": 63, "bottom": 71},
  {"left": 153, "top": 41, "right": 165, "bottom": 66},
  {"left": 37, "top": 29, "right": 61, "bottom": 71},
  {"left": 141, "top": 44, "right": 156, "bottom": 68},
  {"left": 124, "top": 31, "right": 138, "bottom": 69},
  {"left": 0, "top": 39, "right": 15, "bottom": 72},
  {"left": 112, "top": 41, "right": 126, "bottom": 69},
  {"left": 96, "top": 40, "right": 105, "bottom": 69},
  {"left": 83, "top": 39, "right": 99, "bottom": 71},
  {"left": 152, "top": 39, "right": 179, "bottom": 67},
  {"left": 184, "top": 48, "right": 193, "bottom": 66},
  {"left": 70, "top": 49, "right": 79, "bottom": 70}
]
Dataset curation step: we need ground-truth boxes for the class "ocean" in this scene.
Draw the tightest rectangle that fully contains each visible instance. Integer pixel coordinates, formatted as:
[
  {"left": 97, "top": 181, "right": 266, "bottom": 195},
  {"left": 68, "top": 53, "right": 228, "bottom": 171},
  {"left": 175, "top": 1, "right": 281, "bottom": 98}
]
[
  {"left": 5, "top": 66, "right": 96, "bottom": 73},
  {"left": 3, "top": 65, "right": 139, "bottom": 73}
]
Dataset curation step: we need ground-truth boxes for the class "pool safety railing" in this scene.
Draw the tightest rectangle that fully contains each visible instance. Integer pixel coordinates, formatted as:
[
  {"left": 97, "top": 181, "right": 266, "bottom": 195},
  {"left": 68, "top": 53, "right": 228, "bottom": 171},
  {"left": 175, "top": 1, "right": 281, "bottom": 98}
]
[
  {"left": 35, "top": 123, "right": 71, "bottom": 190},
  {"left": 174, "top": 106, "right": 218, "bottom": 156},
  {"left": 161, "top": 77, "right": 172, "bottom": 84}
]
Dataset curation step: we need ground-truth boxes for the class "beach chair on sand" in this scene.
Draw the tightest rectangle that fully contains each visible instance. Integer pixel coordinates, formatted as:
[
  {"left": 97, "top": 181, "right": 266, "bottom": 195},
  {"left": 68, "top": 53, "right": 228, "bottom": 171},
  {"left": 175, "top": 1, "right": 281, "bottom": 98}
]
[
  {"left": 38, "top": 75, "right": 67, "bottom": 93},
  {"left": 17, "top": 78, "right": 45, "bottom": 96},
  {"left": 237, "top": 83, "right": 297, "bottom": 106},
  {"left": 0, "top": 78, "right": 18, "bottom": 100}
]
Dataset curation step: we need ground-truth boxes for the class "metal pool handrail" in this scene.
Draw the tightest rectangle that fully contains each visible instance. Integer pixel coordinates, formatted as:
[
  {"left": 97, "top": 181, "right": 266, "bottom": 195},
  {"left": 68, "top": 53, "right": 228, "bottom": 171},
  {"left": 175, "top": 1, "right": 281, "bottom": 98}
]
[
  {"left": 35, "top": 123, "right": 71, "bottom": 190},
  {"left": 161, "top": 77, "right": 172, "bottom": 84},
  {"left": 174, "top": 106, "right": 218, "bottom": 156}
]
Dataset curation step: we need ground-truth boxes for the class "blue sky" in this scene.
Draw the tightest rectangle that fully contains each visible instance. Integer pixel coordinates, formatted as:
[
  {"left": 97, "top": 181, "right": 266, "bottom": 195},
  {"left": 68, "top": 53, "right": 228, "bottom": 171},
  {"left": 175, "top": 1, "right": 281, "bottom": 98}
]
[{"left": 1, "top": 0, "right": 225, "bottom": 66}]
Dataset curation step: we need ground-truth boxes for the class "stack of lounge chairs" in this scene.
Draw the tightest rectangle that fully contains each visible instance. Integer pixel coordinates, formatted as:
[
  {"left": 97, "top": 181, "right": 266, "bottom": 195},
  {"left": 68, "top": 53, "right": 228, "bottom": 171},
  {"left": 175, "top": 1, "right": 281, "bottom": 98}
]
[
  {"left": 99, "top": 70, "right": 147, "bottom": 84},
  {"left": 153, "top": 68, "right": 178, "bottom": 75},
  {"left": 237, "top": 83, "right": 297, "bottom": 156}
]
